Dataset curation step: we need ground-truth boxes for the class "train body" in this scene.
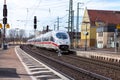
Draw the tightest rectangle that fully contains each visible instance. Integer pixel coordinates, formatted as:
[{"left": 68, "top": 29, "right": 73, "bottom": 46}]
[{"left": 27, "top": 30, "right": 70, "bottom": 52}]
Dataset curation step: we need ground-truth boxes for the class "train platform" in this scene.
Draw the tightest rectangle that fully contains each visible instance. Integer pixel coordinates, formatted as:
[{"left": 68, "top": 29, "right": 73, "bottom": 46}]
[
  {"left": 0, "top": 46, "right": 32, "bottom": 80},
  {"left": 71, "top": 47, "right": 120, "bottom": 63}
]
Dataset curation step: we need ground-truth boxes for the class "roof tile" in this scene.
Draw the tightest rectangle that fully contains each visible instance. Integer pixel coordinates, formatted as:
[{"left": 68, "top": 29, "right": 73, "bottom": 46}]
[{"left": 88, "top": 9, "right": 120, "bottom": 26}]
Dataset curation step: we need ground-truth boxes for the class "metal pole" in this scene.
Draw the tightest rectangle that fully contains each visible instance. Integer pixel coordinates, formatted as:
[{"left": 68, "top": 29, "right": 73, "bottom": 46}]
[
  {"left": 114, "top": 29, "right": 118, "bottom": 53},
  {"left": 3, "top": 23, "right": 5, "bottom": 49},
  {"left": 68, "top": 0, "right": 73, "bottom": 48},
  {"left": 85, "top": 24, "right": 87, "bottom": 51},
  {"left": 70, "top": 0, "right": 73, "bottom": 32},
  {"left": 83, "top": 21, "right": 89, "bottom": 51},
  {"left": 76, "top": 3, "right": 80, "bottom": 48},
  {"left": 54, "top": 24, "right": 56, "bottom": 31},
  {"left": 114, "top": 33, "right": 117, "bottom": 52},
  {"left": 57, "top": 17, "right": 59, "bottom": 30},
  {"left": 71, "top": 10, "right": 74, "bottom": 48},
  {"left": 68, "top": 0, "right": 71, "bottom": 33},
  {"left": 68, "top": 0, "right": 73, "bottom": 32},
  {"left": 3, "top": 0, "right": 7, "bottom": 49},
  {"left": 4, "top": 0, "right": 6, "bottom": 4},
  {"left": 76, "top": 2, "right": 84, "bottom": 48}
]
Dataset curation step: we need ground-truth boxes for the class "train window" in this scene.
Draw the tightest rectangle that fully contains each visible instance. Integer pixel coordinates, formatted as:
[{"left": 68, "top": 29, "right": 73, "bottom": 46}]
[
  {"left": 43, "top": 37, "right": 49, "bottom": 41},
  {"left": 42, "top": 37, "right": 45, "bottom": 41},
  {"left": 38, "top": 38, "right": 41, "bottom": 42},
  {"left": 45, "top": 37, "right": 47, "bottom": 41},
  {"left": 56, "top": 32, "right": 68, "bottom": 39},
  {"left": 50, "top": 36, "right": 54, "bottom": 42},
  {"left": 40, "top": 38, "right": 41, "bottom": 42},
  {"left": 46, "top": 37, "right": 49, "bottom": 41}
]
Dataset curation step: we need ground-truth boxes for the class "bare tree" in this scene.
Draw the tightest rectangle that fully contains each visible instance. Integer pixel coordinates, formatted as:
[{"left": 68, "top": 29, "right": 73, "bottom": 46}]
[
  {"left": 8, "top": 29, "right": 16, "bottom": 44},
  {"left": 18, "top": 29, "right": 26, "bottom": 44},
  {"left": 7, "top": 28, "right": 26, "bottom": 45}
]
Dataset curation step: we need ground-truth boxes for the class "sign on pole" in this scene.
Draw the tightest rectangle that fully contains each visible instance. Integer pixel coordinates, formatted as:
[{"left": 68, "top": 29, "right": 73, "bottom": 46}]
[
  {"left": 0, "top": 23, "right": 2, "bottom": 29},
  {"left": 116, "top": 24, "right": 120, "bottom": 29},
  {"left": 6, "top": 23, "right": 10, "bottom": 28}
]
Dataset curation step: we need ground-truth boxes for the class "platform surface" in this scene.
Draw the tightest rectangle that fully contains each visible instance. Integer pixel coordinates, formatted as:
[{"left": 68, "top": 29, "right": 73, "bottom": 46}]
[{"left": 0, "top": 46, "right": 32, "bottom": 80}]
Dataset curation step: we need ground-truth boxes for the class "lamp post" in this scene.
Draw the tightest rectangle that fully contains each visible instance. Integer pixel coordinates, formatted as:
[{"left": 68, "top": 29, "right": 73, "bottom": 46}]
[
  {"left": 3, "top": 0, "right": 8, "bottom": 49},
  {"left": 114, "top": 29, "right": 118, "bottom": 53},
  {"left": 83, "top": 21, "right": 89, "bottom": 51}
]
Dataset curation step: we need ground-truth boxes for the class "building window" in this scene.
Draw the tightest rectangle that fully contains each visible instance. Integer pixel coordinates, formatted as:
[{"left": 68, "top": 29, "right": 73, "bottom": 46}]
[
  {"left": 98, "top": 32, "right": 103, "bottom": 37},
  {"left": 98, "top": 41, "right": 103, "bottom": 43}
]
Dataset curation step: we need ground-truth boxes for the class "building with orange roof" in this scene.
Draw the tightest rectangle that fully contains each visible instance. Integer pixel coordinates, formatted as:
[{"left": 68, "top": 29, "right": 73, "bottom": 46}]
[{"left": 81, "top": 8, "right": 120, "bottom": 49}]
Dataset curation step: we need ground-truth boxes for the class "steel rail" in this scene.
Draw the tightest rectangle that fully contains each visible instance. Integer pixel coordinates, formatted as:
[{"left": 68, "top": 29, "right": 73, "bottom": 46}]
[{"left": 23, "top": 46, "right": 112, "bottom": 80}]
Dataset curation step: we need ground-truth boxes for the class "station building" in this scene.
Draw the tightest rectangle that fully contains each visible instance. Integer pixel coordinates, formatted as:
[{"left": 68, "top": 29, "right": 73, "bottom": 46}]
[{"left": 81, "top": 8, "right": 120, "bottom": 48}]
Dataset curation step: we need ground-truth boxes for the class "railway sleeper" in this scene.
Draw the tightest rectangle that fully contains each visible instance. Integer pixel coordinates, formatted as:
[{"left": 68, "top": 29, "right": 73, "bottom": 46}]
[{"left": 90, "top": 55, "right": 120, "bottom": 64}]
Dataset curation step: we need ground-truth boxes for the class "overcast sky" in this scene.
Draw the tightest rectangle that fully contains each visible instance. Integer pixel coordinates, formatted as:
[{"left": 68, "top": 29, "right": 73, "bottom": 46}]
[{"left": 1, "top": 0, "right": 120, "bottom": 34}]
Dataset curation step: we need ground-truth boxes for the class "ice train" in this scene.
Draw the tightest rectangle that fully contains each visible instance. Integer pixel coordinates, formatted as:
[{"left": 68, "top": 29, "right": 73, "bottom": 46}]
[{"left": 27, "top": 30, "right": 70, "bottom": 52}]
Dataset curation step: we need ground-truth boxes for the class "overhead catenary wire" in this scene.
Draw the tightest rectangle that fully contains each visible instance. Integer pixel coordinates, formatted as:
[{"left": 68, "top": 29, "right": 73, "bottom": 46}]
[
  {"left": 39, "top": 0, "right": 69, "bottom": 7},
  {"left": 24, "top": 0, "right": 42, "bottom": 31},
  {"left": 47, "top": 13, "right": 68, "bottom": 30},
  {"left": 25, "top": 0, "right": 69, "bottom": 31},
  {"left": 23, "top": 0, "right": 93, "bottom": 32},
  {"left": 28, "top": 0, "right": 42, "bottom": 20}
]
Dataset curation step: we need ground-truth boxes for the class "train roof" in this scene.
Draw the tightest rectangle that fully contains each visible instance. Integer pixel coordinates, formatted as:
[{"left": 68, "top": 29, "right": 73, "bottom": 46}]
[
  {"left": 27, "top": 30, "right": 68, "bottom": 41},
  {"left": 51, "top": 30, "right": 67, "bottom": 33}
]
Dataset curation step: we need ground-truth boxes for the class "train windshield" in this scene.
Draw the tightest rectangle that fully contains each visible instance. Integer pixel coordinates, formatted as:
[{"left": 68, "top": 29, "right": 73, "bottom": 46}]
[{"left": 56, "top": 32, "right": 68, "bottom": 39}]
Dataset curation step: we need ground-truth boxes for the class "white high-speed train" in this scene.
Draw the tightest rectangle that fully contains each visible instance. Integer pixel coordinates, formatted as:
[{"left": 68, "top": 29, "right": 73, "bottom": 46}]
[{"left": 27, "top": 30, "right": 70, "bottom": 52}]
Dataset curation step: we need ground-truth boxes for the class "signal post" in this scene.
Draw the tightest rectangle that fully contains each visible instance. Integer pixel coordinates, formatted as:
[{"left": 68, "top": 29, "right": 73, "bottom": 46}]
[{"left": 2, "top": 0, "right": 8, "bottom": 49}]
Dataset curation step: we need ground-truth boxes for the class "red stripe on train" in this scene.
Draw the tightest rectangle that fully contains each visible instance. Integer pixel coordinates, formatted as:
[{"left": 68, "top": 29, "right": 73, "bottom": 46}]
[{"left": 30, "top": 41, "right": 59, "bottom": 47}]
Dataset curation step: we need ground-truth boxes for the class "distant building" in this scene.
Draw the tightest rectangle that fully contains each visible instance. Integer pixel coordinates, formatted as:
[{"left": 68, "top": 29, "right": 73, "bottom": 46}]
[
  {"left": 81, "top": 8, "right": 97, "bottom": 48},
  {"left": 81, "top": 8, "right": 120, "bottom": 48}
]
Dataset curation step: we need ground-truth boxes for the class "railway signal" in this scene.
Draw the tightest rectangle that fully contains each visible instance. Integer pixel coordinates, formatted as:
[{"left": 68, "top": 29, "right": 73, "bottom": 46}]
[
  {"left": 3, "top": 17, "right": 7, "bottom": 24},
  {"left": 46, "top": 25, "right": 49, "bottom": 32},
  {"left": 3, "top": 4, "right": 7, "bottom": 17},
  {"left": 34, "top": 16, "right": 37, "bottom": 29},
  {"left": 34, "top": 24, "right": 37, "bottom": 30}
]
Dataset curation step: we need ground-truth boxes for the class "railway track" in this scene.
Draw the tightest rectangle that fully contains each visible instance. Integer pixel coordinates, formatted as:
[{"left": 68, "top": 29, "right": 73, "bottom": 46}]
[
  {"left": 20, "top": 45, "right": 114, "bottom": 80},
  {"left": 57, "top": 55, "right": 120, "bottom": 79},
  {"left": 66, "top": 55, "right": 120, "bottom": 71}
]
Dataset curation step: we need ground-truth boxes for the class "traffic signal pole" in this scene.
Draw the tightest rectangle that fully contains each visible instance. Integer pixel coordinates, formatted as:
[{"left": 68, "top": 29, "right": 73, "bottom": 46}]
[{"left": 3, "top": 0, "right": 8, "bottom": 50}]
